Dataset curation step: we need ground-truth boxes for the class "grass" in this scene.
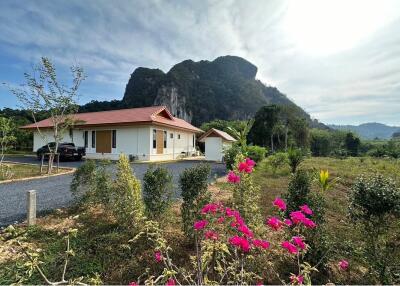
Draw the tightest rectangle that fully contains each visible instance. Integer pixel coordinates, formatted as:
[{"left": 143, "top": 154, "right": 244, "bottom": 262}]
[
  {"left": 0, "top": 156, "right": 399, "bottom": 284},
  {"left": 0, "top": 163, "right": 71, "bottom": 181}
]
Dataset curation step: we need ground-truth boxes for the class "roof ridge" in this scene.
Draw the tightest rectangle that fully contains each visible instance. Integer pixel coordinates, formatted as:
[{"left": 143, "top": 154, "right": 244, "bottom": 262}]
[{"left": 74, "top": 105, "right": 165, "bottom": 117}]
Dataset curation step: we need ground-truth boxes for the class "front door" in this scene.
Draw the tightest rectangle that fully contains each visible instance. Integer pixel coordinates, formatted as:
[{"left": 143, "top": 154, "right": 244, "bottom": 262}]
[
  {"left": 96, "top": 130, "right": 111, "bottom": 153},
  {"left": 156, "top": 130, "right": 164, "bottom": 154}
]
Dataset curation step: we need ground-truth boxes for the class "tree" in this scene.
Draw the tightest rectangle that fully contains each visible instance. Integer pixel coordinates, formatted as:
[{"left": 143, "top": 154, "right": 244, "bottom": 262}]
[
  {"left": 0, "top": 117, "right": 16, "bottom": 165},
  {"left": 248, "top": 105, "right": 280, "bottom": 151},
  {"left": 227, "top": 119, "right": 254, "bottom": 151},
  {"left": 345, "top": 132, "right": 361, "bottom": 156},
  {"left": 7, "top": 57, "right": 85, "bottom": 173},
  {"left": 392, "top": 131, "right": 400, "bottom": 140}
]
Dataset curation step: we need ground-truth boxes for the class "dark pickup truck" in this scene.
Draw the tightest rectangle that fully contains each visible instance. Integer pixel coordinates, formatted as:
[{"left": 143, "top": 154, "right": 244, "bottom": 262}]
[{"left": 36, "top": 142, "right": 86, "bottom": 161}]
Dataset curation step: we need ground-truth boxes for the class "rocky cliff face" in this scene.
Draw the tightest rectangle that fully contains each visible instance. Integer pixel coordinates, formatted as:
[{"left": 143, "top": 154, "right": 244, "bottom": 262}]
[{"left": 122, "top": 55, "right": 308, "bottom": 126}]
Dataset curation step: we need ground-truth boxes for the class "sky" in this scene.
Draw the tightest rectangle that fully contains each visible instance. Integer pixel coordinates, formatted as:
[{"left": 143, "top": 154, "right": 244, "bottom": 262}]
[{"left": 0, "top": 0, "right": 399, "bottom": 126}]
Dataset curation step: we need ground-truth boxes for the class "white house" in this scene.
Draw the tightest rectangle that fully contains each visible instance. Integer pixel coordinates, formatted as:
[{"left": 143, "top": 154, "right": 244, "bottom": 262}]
[
  {"left": 198, "top": 128, "right": 236, "bottom": 162},
  {"left": 21, "top": 106, "right": 203, "bottom": 161}
]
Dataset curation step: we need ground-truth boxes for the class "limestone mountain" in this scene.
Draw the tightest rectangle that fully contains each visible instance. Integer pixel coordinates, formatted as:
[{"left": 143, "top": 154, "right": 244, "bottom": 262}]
[{"left": 122, "top": 55, "right": 318, "bottom": 127}]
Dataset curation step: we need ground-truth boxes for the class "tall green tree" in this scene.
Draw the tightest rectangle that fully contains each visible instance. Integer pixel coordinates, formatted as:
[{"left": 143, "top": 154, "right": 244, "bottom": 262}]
[
  {"left": 0, "top": 117, "right": 16, "bottom": 165},
  {"left": 248, "top": 105, "right": 280, "bottom": 151},
  {"left": 345, "top": 132, "right": 361, "bottom": 156}
]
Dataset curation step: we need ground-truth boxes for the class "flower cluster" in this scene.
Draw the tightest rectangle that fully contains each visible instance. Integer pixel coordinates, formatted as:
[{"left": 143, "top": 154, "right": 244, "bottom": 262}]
[
  {"left": 227, "top": 158, "right": 256, "bottom": 184},
  {"left": 193, "top": 202, "right": 269, "bottom": 253}
]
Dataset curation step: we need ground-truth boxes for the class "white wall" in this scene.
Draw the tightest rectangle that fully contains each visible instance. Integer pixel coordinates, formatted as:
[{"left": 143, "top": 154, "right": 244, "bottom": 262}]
[
  {"left": 204, "top": 137, "right": 223, "bottom": 161},
  {"left": 33, "top": 129, "right": 84, "bottom": 151},
  {"left": 149, "top": 126, "right": 196, "bottom": 161}
]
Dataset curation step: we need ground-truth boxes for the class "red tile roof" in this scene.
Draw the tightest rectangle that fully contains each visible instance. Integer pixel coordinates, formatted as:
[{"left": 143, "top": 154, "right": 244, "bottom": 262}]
[
  {"left": 198, "top": 128, "right": 237, "bottom": 142},
  {"left": 21, "top": 106, "right": 203, "bottom": 133}
]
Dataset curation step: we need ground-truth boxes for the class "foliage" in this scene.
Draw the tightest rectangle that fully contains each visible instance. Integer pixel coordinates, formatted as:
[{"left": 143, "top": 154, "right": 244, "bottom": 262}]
[
  {"left": 366, "top": 139, "right": 400, "bottom": 159},
  {"left": 112, "top": 154, "right": 145, "bottom": 228},
  {"left": 200, "top": 119, "right": 247, "bottom": 138},
  {"left": 0, "top": 117, "right": 16, "bottom": 164},
  {"left": 287, "top": 148, "right": 305, "bottom": 173},
  {"left": 6, "top": 57, "right": 85, "bottom": 173},
  {"left": 349, "top": 174, "right": 400, "bottom": 284},
  {"left": 143, "top": 165, "right": 173, "bottom": 219},
  {"left": 226, "top": 119, "right": 254, "bottom": 150},
  {"left": 344, "top": 132, "right": 361, "bottom": 156},
  {"left": 265, "top": 152, "right": 288, "bottom": 175},
  {"left": 224, "top": 144, "right": 242, "bottom": 170},
  {"left": 245, "top": 145, "right": 267, "bottom": 163},
  {"left": 180, "top": 164, "right": 211, "bottom": 239}
]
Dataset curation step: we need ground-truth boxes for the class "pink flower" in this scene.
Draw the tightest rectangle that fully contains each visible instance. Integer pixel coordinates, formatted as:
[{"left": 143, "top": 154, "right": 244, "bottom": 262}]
[
  {"left": 253, "top": 239, "right": 270, "bottom": 249},
  {"left": 204, "top": 230, "right": 219, "bottom": 240},
  {"left": 338, "top": 259, "right": 349, "bottom": 270},
  {"left": 290, "top": 211, "right": 306, "bottom": 224},
  {"left": 237, "top": 224, "right": 254, "bottom": 238},
  {"left": 194, "top": 220, "right": 208, "bottom": 230},
  {"left": 302, "top": 218, "right": 317, "bottom": 229},
  {"left": 238, "top": 160, "right": 254, "bottom": 173},
  {"left": 245, "top": 158, "right": 256, "bottom": 167},
  {"left": 165, "top": 279, "right": 175, "bottom": 286},
  {"left": 281, "top": 241, "right": 298, "bottom": 254},
  {"left": 227, "top": 171, "right": 240, "bottom": 183},
  {"left": 300, "top": 204, "right": 313, "bottom": 215},
  {"left": 217, "top": 216, "right": 225, "bottom": 223},
  {"left": 256, "top": 281, "right": 264, "bottom": 286},
  {"left": 129, "top": 282, "right": 138, "bottom": 286},
  {"left": 267, "top": 217, "right": 283, "bottom": 231},
  {"left": 273, "top": 197, "right": 287, "bottom": 211},
  {"left": 292, "top": 236, "right": 306, "bottom": 250},
  {"left": 229, "top": 235, "right": 251, "bottom": 252},
  {"left": 154, "top": 251, "right": 163, "bottom": 262},
  {"left": 284, "top": 219, "right": 293, "bottom": 226},
  {"left": 201, "top": 203, "right": 219, "bottom": 215},
  {"left": 290, "top": 274, "right": 304, "bottom": 285}
]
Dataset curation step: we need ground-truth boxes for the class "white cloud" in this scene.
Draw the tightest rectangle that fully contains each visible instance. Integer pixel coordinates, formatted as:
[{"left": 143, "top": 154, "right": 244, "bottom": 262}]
[{"left": 0, "top": 0, "right": 399, "bottom": 125}]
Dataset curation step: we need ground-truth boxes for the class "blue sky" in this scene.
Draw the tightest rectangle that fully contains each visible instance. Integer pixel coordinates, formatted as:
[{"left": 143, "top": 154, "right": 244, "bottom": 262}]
[{"left": 0, "top": 0, "right": 399, "bottom": 125}]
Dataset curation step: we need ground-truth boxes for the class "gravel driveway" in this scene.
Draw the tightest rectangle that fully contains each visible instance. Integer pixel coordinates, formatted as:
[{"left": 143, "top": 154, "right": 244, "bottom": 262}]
[{"left": 0, "top": 156, "right": 226, "bottom": 227}]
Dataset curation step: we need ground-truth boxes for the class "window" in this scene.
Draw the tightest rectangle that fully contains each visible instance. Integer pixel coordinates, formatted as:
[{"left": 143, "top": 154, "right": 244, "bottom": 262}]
[
  {"left": 91, "top": 131, "right": 96, "bottom": 148},
  {"left": 164, "top": 131, "right": 167, "bottom": 148},
  {"left": 84, "top": 131, "right": 88, "bottom": 148},
  {"left": 178, "top": 134, "right": 181, "bottom": 139},
  {"left": 170, "top": 133, "right": 173, "bottom": 139},
  {"left": 153, "top": 129, "right": 156, "bottom": 149},
  {"left": 193, "top": 134, "right": 195, "bottom": 146},
  {"left": 112, "top": 130, "right": 116, "bottom": 148}
]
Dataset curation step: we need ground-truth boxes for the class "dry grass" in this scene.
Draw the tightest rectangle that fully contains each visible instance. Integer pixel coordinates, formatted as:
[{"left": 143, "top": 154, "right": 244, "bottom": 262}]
[{"left": 0, "top": 163, "right": 71, "bottom": 181}]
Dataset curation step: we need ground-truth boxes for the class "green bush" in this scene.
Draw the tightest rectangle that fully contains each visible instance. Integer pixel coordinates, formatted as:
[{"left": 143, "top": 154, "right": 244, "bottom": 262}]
[
  {"left": 143, "top": 165, "right": 173, "bottom": 219},
  {"left": 224, "top": 144, "right": 241, "bottom": 170},
  {"left": 287, "top": 148, "right": 305, "bottom": 173},
  {"left": 265, "top": 152, "right": 288, "bottom": 175},
  {"left": 349, "top": 174, "right": 400, "bottom": 284},
  {"left": 180, "top": 163, "right": 211, "bottom": 239},
  {"left": 246, "top": 145, "right": 267, "bottom": 163}
]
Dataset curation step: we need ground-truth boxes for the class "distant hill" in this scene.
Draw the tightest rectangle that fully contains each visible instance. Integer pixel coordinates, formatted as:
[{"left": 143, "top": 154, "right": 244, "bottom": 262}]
[
  {"left": 121, "top": 55, "right": 326, "bottom": 127},
  {"left": 328, "top": 123, "right": 400, "bottom": 140}
]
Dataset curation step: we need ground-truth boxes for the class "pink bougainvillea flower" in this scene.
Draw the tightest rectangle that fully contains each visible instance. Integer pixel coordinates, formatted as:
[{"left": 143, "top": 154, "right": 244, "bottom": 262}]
[
  {"left": 194, "top": 220, "right": 208, "bottom": 230},
  {"left": 245, "top": 158, "right": 256, "bottom": 167},
  {"left": 273, "top": 197, "right": 287, "bottom": 211},
  {"left": 165, "top": 279, "right": 175, "bottom": 286},
  {"left": 290, "top": 274, "right": 304, "bottom": 285},
  {"left": 217, "top": 216, "right": 225, "bottom": 223},
  {"left": 292, "top": 236, "right": 306, "bottom": 250},
  {"left": 227, "top": 171, "right": 241, "bottom": 183},
  {"left": 338, "top": 259, "right": 349, "bottom": 270},
  {"left": 154, "top": 251, "right": 163, "bottom": 262},
  {"left": 229, "top": 235, "right": 251, "bottom": 252},
  {"left": 299, "top": 204, "right": 313, "bottom": 215},
  {"left": 201, "top": 203, "right": 219, "bottom": 215},
  {"left": 253, "top": 239, "right": 270, "bottom": 249},
  {"left": 237, "top": 224, "right": 254, "bottom": 238},
  {"left": 302, "top": 218, "right": 317, "bottom": 229},
  {"left": 204, "top": 230, "right": 219, "bottom": 240},
  {"left": 290, "top": 211, "right": 306, "bottom": 224},
  {"left": 267, "top": 216, "right": 283, "bottom": 231},
  {"left": 129, "top": 282, "right": 138, "bottom": 286},
  {"left": 284, "top": 219, "right": 293, "bottom": 226},
  {"left": 281, "top": 241, "right": 298, "bottom": 254},
  {"left": 256, "top": 281, "right": 264, "bottom": 286}
]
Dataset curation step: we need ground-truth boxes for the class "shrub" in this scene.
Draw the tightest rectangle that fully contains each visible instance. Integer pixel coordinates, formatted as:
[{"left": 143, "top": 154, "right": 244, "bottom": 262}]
[
  {"left": 266, "top": 152, "right": 288, "bottom": 175},
  {"left": 112, "top": 154, "right": 144, "bottom": 228},
  {"left": 143, "top": 165, "right": 173, "bottom": 219},
  {"left": 224, "top": 144, "right": 241, "bottom": 170},
  {"left": 180, "top": 163, "right": 211, "bottom": 239},
  {"left": 246, "top": 145, "right": 267, "bottom": 163},
  {"left": 349, "top": 174, "right": 400, "bottom": 284},
  {"left": 287, "top": 148, "right": 305, "bottom": 173}
]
